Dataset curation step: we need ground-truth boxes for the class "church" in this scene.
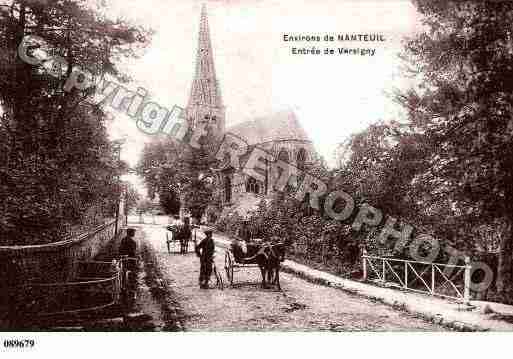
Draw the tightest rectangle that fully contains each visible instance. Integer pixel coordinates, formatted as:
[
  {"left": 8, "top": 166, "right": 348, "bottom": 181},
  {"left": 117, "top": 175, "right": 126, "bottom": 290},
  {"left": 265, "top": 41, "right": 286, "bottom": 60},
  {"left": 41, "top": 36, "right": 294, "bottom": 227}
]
[{"left": 183, "top": 5, "right": 320, "bottom": 221}]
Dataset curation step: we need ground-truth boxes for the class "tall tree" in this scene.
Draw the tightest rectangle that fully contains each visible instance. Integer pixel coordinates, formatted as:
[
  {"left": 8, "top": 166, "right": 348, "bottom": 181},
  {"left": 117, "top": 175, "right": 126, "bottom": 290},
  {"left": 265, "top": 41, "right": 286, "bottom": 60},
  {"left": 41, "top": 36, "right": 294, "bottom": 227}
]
[
  {"left": 0, "top": 0, "right": 150, "bottom": 244},
  {"left": 177, "top": 142, "right": 217, "bottom": 223},
  {"left": 137, "top": 128, "right": 220, "bottom": 222},
  {"left": 123, "top": 182, "right": 141, "bottom": 215},
  {"left": 397, "top": 0, "right": 513, "bottom": 297},
  {"left": 137, "top": 137, "right": 181, "bottom": 215}
]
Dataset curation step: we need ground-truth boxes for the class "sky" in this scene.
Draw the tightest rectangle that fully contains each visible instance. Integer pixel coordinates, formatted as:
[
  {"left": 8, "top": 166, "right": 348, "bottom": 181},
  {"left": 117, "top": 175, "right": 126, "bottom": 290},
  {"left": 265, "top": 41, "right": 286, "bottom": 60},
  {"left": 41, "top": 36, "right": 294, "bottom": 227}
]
[{"left": 101, "top": 0, "right": 423, "bottom": 192}]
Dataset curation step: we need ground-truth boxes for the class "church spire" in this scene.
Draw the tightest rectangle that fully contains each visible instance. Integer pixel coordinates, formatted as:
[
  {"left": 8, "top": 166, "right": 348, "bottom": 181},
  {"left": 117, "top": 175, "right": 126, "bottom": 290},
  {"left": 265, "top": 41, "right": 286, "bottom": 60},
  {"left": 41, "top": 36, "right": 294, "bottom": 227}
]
[{"left": 186, "top": 4, "right": 225, "bottom": 134}]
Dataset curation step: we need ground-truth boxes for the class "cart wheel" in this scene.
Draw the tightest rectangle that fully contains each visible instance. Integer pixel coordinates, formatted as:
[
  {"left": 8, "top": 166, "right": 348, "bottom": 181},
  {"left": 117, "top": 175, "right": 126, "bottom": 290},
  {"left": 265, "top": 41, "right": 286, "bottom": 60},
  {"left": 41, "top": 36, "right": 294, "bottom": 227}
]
[{"left": 225, "top": 251, "right": 234, "bottom": 286}]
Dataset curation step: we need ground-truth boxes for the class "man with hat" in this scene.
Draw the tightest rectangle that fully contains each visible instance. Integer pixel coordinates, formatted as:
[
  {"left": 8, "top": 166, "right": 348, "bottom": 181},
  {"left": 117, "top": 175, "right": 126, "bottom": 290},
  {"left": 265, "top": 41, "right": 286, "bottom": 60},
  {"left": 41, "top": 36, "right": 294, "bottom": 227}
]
[
  {"left": 195, "top": 228, "right": 215, "bottom": 289},
  {"left": 119, "top": 228, "right": 137, "bottom": 259},
  {"left": 119, "top": 228, "right": 138, "bottom": 304}
]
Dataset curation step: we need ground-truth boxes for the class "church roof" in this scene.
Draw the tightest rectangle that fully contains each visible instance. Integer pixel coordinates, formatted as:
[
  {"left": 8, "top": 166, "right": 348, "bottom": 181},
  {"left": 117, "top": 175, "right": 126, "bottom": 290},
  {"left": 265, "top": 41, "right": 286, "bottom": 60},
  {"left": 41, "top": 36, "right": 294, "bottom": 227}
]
[{"left": 226, "top": 110, "right": 311, "bottom": 145}]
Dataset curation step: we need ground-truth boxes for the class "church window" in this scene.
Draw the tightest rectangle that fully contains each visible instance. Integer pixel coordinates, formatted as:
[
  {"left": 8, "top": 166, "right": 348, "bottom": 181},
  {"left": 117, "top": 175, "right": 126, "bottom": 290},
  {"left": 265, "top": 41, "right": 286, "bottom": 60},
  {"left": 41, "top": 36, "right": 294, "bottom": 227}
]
[
  {"left": 278, "top": 148, "right": 289, "bottom": 162},
  {"left": 297, "top": 148, "right": 307, "bottom": 170},
  {"left": 224, "top": 176, "right": 232, "bottom": 203},
  {"left": 246, "top": 176, "right": 260, "bottom": 194}
]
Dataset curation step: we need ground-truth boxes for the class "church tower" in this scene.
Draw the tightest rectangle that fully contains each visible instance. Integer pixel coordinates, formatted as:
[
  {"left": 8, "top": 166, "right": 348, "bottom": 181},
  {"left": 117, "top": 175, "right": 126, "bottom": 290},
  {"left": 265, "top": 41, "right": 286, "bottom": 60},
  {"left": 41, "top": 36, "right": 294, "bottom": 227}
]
[{"left": 186, "top": 4, "right": 225, "bottom": 135}]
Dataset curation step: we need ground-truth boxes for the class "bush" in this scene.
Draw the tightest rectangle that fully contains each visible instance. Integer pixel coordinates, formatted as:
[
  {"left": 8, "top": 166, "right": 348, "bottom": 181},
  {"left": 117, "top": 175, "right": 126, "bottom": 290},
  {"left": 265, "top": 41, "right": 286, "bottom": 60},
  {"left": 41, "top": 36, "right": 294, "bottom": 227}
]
[
  {"left": 213, "top": 196, "right": 363, "bottom": 274},
  {"left": 215, "top": 210, "right": 244, "bottom": 237}
]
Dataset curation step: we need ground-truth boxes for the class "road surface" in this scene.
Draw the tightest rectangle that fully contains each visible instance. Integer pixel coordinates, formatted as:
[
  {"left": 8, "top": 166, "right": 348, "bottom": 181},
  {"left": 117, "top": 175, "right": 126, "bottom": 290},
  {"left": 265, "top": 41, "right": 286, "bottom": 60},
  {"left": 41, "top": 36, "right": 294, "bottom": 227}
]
[{"left": 137, "top": 222, "right": 446, "bottom": 331}]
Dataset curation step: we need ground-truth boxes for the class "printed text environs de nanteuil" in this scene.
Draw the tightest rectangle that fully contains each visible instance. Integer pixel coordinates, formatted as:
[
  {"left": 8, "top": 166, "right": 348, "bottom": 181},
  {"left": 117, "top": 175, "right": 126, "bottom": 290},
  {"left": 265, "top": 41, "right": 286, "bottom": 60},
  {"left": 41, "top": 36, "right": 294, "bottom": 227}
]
[{"left": 283, "top": 33, "right": 386, "bottom": 42}]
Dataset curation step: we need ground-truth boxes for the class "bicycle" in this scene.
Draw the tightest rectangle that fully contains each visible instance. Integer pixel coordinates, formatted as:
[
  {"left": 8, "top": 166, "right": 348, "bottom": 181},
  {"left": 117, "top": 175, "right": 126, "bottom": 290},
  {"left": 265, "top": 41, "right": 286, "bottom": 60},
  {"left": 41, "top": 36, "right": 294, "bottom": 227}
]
[
  {"left": 212, "top": 260, "right": 224, "bottom": 290},
  {"left": 119, "top": 256, "right": 139, "bottom": 301},
  {"left": 197, "top": 251, "right": 224, "bottom": 290}
]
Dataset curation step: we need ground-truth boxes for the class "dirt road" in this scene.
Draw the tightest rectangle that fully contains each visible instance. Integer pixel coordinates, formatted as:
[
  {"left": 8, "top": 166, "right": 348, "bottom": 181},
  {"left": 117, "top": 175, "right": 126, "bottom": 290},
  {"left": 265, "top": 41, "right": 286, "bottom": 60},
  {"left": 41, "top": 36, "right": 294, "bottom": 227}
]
[{"left": 139, "top": 223, "right": 446, "bottom": 331}]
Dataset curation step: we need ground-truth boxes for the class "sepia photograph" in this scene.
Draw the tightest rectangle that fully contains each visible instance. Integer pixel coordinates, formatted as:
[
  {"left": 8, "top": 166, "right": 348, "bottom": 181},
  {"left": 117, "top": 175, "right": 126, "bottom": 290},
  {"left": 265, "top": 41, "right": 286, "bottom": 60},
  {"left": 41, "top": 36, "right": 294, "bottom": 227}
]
[{"left": 1, "top": 0, "right": 513, "bottom": 355}]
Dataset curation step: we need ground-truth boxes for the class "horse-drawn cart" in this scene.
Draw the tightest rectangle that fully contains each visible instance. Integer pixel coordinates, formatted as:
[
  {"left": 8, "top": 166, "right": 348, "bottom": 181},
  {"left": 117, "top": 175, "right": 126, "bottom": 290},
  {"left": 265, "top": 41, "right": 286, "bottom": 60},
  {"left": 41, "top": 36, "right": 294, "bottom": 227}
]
[
  {"left": 224, "top": 240, "right": 286, "bottom": 289},
  {"left": 224, "top": 246, "right": 260, "bottom": 286},
  {"left": 165, "top": 225, "right": 182, "bottom": 253},
  {"left": 165, "top": 224, "right": 199, "bottom": 254}
]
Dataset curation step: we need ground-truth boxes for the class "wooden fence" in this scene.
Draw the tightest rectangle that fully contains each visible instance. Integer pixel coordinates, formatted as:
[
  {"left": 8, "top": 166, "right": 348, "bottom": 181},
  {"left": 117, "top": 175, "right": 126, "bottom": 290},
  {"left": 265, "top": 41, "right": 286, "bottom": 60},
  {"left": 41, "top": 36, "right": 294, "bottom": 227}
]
[
  {"left": 23, "top": 260, "right": 122, "bottom": 317},
  {"left": 0, "top": 217, "right": 125, "bottom": 289},
  {"left": 0, "top": 217, "right": 126, "bottom": 327}
]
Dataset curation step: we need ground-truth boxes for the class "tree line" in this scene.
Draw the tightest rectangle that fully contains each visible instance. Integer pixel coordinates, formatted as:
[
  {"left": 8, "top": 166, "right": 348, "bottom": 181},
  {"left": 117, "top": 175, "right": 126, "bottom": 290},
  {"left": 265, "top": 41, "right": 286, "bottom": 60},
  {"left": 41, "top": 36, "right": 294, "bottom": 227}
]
[
  {"left": 138, "top": 0, "right": 513, "bottom": 302},
  {"left": 0, "top": 0, "right": 150, "bottom": 245}
]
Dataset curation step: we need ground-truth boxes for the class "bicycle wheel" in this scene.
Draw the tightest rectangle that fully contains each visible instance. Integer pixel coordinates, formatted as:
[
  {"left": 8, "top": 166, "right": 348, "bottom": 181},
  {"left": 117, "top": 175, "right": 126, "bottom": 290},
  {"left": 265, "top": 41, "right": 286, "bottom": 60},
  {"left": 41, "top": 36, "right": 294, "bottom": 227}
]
[
  {"left": 224, "top": 251, "right": 234, "bottom": 286},
  {"left": 214, "top": 265, "right": 224, "bottom": 290}
]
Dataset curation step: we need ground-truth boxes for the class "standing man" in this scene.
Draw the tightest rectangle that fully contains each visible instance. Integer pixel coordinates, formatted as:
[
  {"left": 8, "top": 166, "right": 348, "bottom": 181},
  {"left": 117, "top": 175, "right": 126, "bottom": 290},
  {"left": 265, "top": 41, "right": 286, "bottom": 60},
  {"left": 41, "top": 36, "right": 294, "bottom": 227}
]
[
  {"left": 118, "top": 228, "right": 138, "bottom": 305},
  {"left": 195, "top": 229, "right": 215, "bottom": 289},
  {"left": 119, "top": 228, "right": 137, "bottom": 259}
]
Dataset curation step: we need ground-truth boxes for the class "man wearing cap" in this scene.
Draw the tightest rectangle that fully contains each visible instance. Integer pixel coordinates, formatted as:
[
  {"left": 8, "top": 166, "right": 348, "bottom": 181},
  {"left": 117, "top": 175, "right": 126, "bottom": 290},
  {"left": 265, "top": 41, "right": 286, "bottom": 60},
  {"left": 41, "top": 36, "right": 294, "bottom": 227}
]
[
  {"left": 119, "top": 228, "right": 137, "bottom": 259},
  {"left": 195, "top": 229, "right": 215, "bottom": 289},
  {"left": 119, "top": 228, "right": 138, "bottom": 303}
]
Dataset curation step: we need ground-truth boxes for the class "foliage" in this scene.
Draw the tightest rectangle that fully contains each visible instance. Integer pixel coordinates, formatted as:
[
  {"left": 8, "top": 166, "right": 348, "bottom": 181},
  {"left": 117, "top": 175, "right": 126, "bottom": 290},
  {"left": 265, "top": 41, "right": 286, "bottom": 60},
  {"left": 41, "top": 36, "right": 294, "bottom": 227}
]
[
  {"left": 214, "top": 210, "right": 244, "bottom": 237},
  {"left": 136, "top": 136, "right": 181, "bottom": 215},
  {"left": 159, "top": 190, "right": 180, "bottom": 216},
  {"left": 0, "top": 1, "right": 150, "bottom": 245},
  {"left": 178, "top": 143, "right": 217, "bottom": 222},
  {"left": 215, "top": 175, "right": 362, "bottom": 275},
  {"left": 395, "top": 0, "right": 513, "bottom": 297},
  {"left": 135, "top": 198, "right": 157, "bottom": 215},
  {"left": 329, "top": 0, "right": 513, "bottom": 300},
  {"left": 123, "top": 182, "right": 140, "bottom": 215},
  {"left": 137, "top": 130, "right": 219, "bottom": 222}
]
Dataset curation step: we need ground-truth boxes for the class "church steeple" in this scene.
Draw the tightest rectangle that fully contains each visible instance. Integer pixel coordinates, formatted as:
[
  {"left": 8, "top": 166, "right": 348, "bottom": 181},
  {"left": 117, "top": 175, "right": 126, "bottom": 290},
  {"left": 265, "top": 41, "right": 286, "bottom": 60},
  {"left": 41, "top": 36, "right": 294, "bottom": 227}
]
[{"left": 186, "top": 4, "right": 225, "bottom": 135}]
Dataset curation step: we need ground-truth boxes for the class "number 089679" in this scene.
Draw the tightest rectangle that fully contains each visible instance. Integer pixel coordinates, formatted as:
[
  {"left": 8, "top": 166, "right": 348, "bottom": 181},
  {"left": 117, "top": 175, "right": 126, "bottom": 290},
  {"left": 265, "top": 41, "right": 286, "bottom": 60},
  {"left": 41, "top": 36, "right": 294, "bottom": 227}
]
[{"left": 3, "top": 339, "right": 35, "bottom": 349}]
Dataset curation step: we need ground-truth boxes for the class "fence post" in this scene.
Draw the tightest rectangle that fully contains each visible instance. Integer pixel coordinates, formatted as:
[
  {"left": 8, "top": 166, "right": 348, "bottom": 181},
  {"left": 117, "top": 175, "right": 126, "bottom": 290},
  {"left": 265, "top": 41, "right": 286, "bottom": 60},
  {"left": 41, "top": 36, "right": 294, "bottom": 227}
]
[
  {"left": 111, "top": 259, "right": 121, "bottom": 302},
  {"left": 382, "top": 259, "right": 386, "bottom": 282},
  {"left": 120, "top": 255, "right": 127, "bottom": 290},
  {"left": 464, "top": 256, "right": 471, "bottom": 305},
  {"left": 362, "top": 249, "right": 367, "bottom": 281},
  {"left": 431, "top": 264, "right": 435, "bottom": 294},
  {"left": 404, "top": 262, "right": 408, "bottom": 289}
]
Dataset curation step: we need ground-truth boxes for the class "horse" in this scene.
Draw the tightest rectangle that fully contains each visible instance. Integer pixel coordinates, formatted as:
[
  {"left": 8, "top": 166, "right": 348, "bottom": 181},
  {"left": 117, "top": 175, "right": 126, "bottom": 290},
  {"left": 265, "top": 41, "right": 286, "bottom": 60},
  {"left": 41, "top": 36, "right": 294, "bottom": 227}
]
[
  {"left": 165, "top": 225, "right": 183, "bottom": 253},
  {"left": 245, "top": 242, "right": 287, "bottom": 290}
]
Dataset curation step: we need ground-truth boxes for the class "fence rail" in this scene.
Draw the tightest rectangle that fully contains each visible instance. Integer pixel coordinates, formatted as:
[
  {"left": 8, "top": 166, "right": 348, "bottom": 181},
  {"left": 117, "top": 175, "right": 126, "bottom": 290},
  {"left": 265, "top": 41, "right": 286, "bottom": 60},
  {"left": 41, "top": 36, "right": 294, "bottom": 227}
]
[
  {"left": 0, "top": 218, "right": 125, "bottom": 287},
  {"left": 18, "top": 256, "right": 137, "bottom": 318},
  {"left": 0, "top": 217, "right": 126, "bottom": 326},
  {"left": 362, "top": 250, "right": 471, "bottom": 304},
  {"left": 25, "top": 260, "right": 122, "bottom": 317}
]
